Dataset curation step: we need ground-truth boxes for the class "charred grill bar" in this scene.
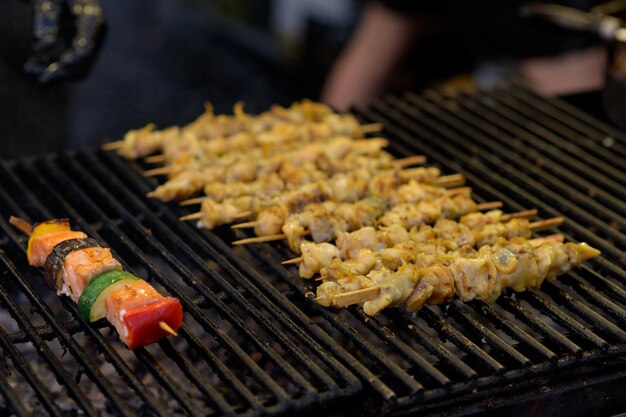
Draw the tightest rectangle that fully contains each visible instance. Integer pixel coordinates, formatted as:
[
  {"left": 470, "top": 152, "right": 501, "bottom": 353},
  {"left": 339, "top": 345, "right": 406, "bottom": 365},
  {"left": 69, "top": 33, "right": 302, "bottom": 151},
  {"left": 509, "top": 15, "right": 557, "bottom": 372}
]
[{"left": 0, "top": 84, "right": 625, "bottom": 416}]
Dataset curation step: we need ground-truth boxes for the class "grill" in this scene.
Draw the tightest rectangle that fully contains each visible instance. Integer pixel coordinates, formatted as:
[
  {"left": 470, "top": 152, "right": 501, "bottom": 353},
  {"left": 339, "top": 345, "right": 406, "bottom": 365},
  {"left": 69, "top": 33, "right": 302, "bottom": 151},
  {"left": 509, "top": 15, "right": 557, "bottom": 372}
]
[{"left": 0, "top": 83, "right": 625, "bottom": 417}]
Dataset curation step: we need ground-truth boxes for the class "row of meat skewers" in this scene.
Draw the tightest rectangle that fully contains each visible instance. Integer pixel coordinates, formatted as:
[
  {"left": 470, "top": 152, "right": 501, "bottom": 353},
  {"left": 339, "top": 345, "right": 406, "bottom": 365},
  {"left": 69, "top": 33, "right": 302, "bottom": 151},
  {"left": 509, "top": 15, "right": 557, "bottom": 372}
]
[{"left": 103, "top": 100, "right": 600, "bottom": 317}]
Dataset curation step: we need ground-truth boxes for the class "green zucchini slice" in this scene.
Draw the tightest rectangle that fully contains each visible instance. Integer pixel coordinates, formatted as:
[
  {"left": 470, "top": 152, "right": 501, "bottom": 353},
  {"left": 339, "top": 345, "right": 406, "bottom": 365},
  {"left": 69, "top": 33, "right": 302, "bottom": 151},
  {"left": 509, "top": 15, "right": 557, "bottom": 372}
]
[{"left": 78, "top": 270, "right": 139, "bottom": 322}]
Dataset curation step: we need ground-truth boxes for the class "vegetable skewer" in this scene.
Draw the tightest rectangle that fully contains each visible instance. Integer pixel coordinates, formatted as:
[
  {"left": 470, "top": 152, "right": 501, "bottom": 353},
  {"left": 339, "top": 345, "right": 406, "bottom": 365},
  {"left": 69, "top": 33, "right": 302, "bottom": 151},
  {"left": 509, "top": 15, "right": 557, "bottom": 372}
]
[{"left": 9, "top": 216, "right": 182, "bottom": 349}]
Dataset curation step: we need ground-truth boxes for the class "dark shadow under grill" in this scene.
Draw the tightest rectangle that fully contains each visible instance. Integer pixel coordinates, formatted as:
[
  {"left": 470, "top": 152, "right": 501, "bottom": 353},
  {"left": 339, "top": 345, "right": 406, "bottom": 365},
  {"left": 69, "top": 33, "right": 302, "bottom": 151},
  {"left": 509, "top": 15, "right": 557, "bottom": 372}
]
[{"left": 0, "top": 84, "right": 624, "bottom": 417}]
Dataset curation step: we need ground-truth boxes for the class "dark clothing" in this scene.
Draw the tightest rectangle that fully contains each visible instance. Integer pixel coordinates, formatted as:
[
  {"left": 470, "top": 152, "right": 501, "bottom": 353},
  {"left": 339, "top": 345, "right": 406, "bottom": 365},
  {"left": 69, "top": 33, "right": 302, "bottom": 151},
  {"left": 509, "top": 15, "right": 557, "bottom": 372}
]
[
  {"left": 0, "top": 2, "right": 70, "bottom": 158},
  {"left": 380, "top": 0, "right": 599, "bottom": 59}
]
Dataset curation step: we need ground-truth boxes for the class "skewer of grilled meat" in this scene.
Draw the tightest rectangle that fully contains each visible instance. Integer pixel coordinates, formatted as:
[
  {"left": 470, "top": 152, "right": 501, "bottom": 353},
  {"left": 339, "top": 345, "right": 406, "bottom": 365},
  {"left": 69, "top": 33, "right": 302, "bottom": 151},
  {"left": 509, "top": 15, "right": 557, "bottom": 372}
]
[
  {"left": 180, "top": 164, "right": 460, "bottom": 230},
  {"left": 104, "top": 100, "right": 382, "bottom": 159},
  {"left": 232, "top": 194, "right": 501, "bottom": 250},
  {"left": 289, "top": 211, "right": 559, "bottom": 279},
  {"left": 315, "top": 236, "right": 600, "bottom": 316},
  {"left": 179, "top": 154, "right": 428, "bottom": 206},
  {"left": 147, "top": 137, "right": 392, "bottom": 201},
  {"left": 227, "top": 171, "right": 463, "bottom": 236}
]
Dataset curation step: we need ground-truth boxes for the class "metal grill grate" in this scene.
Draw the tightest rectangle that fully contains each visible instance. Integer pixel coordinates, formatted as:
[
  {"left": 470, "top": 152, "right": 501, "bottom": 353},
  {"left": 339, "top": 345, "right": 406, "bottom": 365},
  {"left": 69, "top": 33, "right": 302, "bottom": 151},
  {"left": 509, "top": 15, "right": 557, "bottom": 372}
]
[{"left": 0, "top": 84, "right": 624, "bottom": 416}]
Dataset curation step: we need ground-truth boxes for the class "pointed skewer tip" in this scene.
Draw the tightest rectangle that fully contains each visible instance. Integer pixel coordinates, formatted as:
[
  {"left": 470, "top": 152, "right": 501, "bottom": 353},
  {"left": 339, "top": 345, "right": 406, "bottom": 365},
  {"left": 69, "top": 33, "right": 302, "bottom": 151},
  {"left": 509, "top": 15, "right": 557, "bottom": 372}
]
[
  {"left": 159, "top": 321, "right": 178, "bottom": 336},
  {"left": 281, "top": 257, "right": 303, "bottom": 265}
]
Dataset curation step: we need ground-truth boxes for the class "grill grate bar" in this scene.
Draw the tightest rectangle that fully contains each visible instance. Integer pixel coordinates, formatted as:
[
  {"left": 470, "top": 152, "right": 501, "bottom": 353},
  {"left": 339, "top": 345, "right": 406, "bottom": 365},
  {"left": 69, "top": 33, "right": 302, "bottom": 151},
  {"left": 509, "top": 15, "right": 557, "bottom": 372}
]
[
  {"left": 475, "top": 89, "right": 626, "bottom": 180},
  {"left": 495, "top": 296, "right": 583, "bottom": 356},
  {"left": 540, "top": 282, "right": 626, "bottom": 343},
  {"left": 0, "top": 247, "right": 117, "bottom": 417},
  {"left": 447, "top": 91, "right": 626, "bottom": 201},
  {"left": 386, "top": 311, "right": 480, "bottom": 380},
  {"left": 0, "top": 370, "right": 30, "bottom": 417},
  {"left": 568, "top": 276, "right": 626, "bottom": 324},
  {"left": 157, "top": 331, "right": 241, "bottom": 417},
  {"left": 522, "top": 292, "right": 609, "bottom": 350},
  {"left": 240, "top": 235, "right": 423, "bottom": 402},
  {"left": 419, "top": 307, "right": 506, "bottom": 374},
  {"left": 352, "top": 309, "right": 451, "bottom": 387},
  {"left": 508, "top": 83, "right": 626, "bottom": 145},
  {"left": 579, "top": 266, "right": 626, "bottom": 304},
  {"left": 133, "top": 347, "right": 207, "bottom": 417},
  {"left": 0, "top": 301, "right": 64, "bottom": 417},
  {"left": 445, "top": 304, "right": 532, "bottom": 367},
  {"left": 469, "top": 301, "right": 558, "bottom": 364}
]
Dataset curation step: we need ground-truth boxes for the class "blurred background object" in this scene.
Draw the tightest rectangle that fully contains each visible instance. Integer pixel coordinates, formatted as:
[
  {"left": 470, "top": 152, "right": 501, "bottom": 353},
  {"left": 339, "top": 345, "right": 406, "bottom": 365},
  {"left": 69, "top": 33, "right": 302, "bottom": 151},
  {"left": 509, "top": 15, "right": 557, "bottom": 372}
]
[
  {"left": 0, "top": 0, "right": 358, "bottom": 158},
  {"left": 1, "top": 0, "right": 625, "bottom": 159}
]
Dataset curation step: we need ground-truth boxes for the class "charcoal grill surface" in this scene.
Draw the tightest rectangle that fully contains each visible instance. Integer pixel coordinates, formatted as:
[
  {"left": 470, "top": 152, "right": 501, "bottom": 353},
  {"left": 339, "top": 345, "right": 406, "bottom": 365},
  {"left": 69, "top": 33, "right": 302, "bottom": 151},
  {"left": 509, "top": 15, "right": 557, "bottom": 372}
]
[{"left": 0, "top": 84, "right": 624, "bottom": 417}]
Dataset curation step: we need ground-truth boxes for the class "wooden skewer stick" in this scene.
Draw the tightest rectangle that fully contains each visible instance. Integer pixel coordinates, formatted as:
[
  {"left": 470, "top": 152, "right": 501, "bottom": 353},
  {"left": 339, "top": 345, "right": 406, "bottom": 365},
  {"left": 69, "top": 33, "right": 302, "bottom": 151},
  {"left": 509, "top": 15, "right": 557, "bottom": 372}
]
[
  {"left": 233, "top": 211, "right": 253, "bottom": 219},
  {"left": 180, "top": 197, "right": 208, "bottom": 206},
  {"left": 181, "top": 210, "right": 251, "bottom": 222},
  {"left": 476, "top": 201, "right": 503, "bottom": 211},
  {"left": 144, "top": 167, "right": 171, "bottom": 177},
  {"left": 145, "top": 155, "right": 167, "bottom": 163},
  {"left": 333, "top": 287, "right": 381, "bottom": 308},
  {"left": 232, "top": 230, "right": 311, "bottom": 245},
  {"left": 361, "top": 123, "right": 384, "bottom": 134},
  {"left": 327, "top": 233, "right": 566, "bottom": 307},
  {"left": 9, "top": 216, "right": 33, "bottom": 236},
  {"left": 528, "top": 217, "right": 564, "bottom": 232},
  {"left": 446, "top": 187, "right": 472, "bottom": 196},
  {"left": 501, "top": 209, "right": 538, "bottom": 222},
  {"left": 179, "top": 212, "right": 203, "bottom": 221},
  {"left": 232, "top": 220, "right": 258, "bottom": 229},
  {"left": 434, "top": 174, "right": 466, "bottom": 188},
  {"left": 159, "top": 321, "right": 178, "bottom": 336},
  {"left": 101, "top": 141, "right": 124, "bottom": 151},
  {"left": 528, "top": 233, "right": 564, "bottom": 246},
  {"left": 394, "top": 155, "right": 427, "bottom": 168},
  {"left": 282, "top": 257, "right": 303, "bottom": 265},
  {"left": 233, "top": 233, "right": 287, "bottom": 245},
  {"left": 352, "top": 137, "right": 389, "bottom": 148},
  {"left": 9, "top": 217, "right": 177, "bottom": 339}
]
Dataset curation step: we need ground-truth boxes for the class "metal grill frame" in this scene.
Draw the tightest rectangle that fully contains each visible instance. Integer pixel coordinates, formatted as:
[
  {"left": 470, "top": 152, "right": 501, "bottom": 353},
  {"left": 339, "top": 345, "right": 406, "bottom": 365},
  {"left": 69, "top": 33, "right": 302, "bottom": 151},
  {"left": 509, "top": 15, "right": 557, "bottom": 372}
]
[{"left": 0, "top": 83, "right": 624, "bottom": 417}]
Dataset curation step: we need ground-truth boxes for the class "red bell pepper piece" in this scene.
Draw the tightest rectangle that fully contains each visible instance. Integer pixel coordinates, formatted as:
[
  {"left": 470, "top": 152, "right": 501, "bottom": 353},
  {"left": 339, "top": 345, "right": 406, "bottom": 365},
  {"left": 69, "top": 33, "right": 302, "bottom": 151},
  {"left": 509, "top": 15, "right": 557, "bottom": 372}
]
[{"left": 121, "top": 297, "right": 183, "bottom": 349}]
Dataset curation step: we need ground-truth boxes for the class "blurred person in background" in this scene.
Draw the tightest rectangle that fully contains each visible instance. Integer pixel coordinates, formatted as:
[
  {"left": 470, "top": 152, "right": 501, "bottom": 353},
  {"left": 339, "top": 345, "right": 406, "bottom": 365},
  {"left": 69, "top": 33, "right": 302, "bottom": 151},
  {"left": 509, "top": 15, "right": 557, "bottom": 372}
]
[{"left": 322, "top": 0, "right": 606, "bottom": 111}]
